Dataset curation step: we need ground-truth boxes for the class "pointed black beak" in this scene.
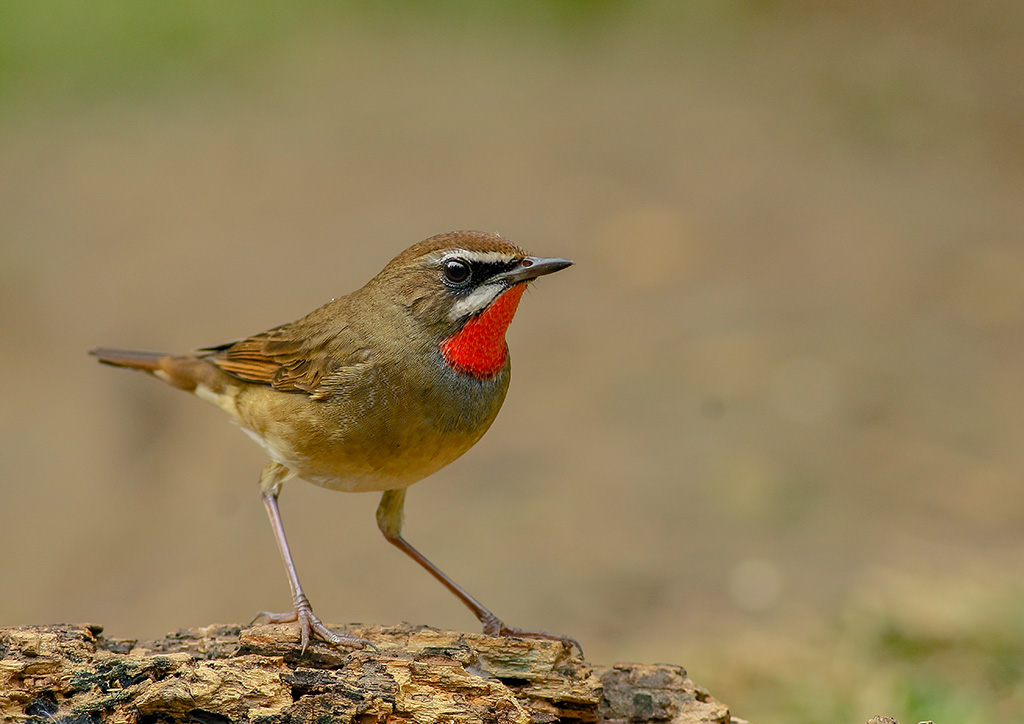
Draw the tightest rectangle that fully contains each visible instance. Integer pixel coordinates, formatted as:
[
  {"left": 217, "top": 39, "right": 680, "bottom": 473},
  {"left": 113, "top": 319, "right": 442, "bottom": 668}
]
[{"left": 499, "top": 256, "right": 574, "bottom": 285}]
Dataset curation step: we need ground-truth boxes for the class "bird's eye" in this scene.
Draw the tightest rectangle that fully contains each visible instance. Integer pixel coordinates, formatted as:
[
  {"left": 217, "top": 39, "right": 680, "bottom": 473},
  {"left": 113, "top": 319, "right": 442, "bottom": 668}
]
[{"left": 443, "top": 258, "right": 472, "bottom": 284}]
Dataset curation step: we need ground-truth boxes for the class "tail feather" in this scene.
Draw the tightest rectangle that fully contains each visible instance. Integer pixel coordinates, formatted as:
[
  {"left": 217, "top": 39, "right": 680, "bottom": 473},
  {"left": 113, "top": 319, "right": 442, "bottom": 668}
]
[
  {"left": 90, "top": 346, "right": 234, "bottom": 396},
  {"left": 89, "top": 347, "right": 168, "bottom": 371}
]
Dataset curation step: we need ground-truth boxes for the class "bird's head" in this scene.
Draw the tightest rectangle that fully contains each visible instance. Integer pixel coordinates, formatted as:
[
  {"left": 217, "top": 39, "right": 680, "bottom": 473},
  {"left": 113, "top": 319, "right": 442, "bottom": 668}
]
[{"left": 363, "top": 230, "right": 572, "bottom": 379}]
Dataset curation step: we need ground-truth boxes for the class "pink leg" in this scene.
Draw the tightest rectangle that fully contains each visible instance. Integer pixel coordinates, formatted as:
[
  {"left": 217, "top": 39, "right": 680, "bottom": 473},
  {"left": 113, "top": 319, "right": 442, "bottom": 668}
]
[
  {"left": 254, "top": 462, "right": 373, "bottom": 652},
  {"left": 376, "top": 489, "right": 583, "bottom": 656}
]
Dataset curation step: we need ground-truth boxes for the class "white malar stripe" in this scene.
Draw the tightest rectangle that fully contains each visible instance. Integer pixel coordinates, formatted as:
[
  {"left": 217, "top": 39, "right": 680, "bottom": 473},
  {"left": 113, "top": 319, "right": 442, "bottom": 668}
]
[{"left": 447, "top": 283, "right": 503, "bottom": 320}]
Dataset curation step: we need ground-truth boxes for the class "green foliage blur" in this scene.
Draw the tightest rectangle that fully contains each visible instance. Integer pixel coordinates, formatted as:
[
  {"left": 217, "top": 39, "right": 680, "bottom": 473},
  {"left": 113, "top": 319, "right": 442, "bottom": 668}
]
[
  {"left": 0, "top": 0, "right": 743, "bottom": 110},
  {"left": 703, "top": 575, "right": 1024, "bottom": 723}
]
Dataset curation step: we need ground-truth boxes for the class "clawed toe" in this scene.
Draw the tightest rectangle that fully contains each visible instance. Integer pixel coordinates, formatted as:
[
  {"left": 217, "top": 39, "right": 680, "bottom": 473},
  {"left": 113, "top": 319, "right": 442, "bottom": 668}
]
[
  {"left": 251, "top": 609, "right": 298, "bottom": 626},
  {"left": 499, "top": 625, "right": 584, "bottom": 657},
  {"left": 479, "top": 614, "right": 583, "bottom": 657},
  {"left": 252, "top": 608, "right": 374, "bottom": 652}
]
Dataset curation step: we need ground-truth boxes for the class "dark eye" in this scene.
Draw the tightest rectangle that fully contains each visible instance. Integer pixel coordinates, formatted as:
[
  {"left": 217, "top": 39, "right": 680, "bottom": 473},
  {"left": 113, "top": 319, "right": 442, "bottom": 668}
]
[{"left": 443, "top": 258, "right": 472, "bottom": 284}]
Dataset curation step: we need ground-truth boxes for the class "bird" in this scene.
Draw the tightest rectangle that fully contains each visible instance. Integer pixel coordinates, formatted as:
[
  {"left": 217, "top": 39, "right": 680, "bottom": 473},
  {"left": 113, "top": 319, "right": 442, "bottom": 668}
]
[{"left": 90, "top": 230, "right": 579, "bottom": 654}]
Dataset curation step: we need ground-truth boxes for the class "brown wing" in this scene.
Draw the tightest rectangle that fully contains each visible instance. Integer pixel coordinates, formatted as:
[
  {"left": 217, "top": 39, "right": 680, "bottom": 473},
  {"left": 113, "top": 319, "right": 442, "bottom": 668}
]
[{"left": 202, "top": 301, "right": 366, "bottom": 395}]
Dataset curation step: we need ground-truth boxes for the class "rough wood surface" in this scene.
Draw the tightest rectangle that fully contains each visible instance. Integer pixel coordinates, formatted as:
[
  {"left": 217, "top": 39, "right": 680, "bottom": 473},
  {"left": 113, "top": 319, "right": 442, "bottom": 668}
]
[{"left": 0, "top": 623, "right": 734, "bottom": 724}]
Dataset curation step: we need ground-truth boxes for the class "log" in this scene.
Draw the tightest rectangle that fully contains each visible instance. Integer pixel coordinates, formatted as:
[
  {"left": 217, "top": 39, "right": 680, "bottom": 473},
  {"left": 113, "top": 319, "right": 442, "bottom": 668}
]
[{"left": 0, "top": 622, "right": 735, "bottom": 724}]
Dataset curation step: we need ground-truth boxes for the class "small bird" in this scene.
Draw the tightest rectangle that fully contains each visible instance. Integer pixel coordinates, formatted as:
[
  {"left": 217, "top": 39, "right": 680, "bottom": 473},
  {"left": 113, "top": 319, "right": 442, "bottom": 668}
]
[{"left": 91, "top": 230, "right": 578, "bottom": 653}]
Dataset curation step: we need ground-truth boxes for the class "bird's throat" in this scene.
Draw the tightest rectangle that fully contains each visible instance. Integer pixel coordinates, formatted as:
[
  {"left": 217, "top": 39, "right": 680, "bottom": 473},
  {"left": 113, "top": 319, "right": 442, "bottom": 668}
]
[{"left": 441, "top": 284, "right": 526, "bottom": 379}]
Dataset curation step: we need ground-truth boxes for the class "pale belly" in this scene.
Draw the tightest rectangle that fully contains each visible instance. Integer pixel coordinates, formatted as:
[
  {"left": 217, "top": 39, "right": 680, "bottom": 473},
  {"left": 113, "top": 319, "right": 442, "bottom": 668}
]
[
  {"left": 238, "top": 423, "right": 472, "bottom": 493},
  {"left": 230, "top": 371, "right": 503, "bottom": 493}
]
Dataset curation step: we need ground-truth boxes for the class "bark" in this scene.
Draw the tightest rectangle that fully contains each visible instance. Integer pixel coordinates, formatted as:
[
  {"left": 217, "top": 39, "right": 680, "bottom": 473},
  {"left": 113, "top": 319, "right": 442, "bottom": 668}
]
[{"left": 0, "top": 622, "right": 735, "bottom": 724}]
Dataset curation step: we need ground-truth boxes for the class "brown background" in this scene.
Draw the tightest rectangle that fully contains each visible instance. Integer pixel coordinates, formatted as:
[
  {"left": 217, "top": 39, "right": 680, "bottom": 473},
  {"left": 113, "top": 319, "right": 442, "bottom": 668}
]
[{"left": 1, "top": 2, "right": 1022, "bottom": 719}]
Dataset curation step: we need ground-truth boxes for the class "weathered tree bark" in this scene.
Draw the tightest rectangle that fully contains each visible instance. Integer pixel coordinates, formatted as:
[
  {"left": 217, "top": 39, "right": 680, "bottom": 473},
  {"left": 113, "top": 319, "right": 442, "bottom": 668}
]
[{"left": 0, "top": 622, "right": 734, "bottom": 724}]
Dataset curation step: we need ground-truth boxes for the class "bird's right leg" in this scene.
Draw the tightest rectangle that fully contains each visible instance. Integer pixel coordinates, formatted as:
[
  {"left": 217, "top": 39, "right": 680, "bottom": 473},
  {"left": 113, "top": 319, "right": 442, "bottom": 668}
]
[
  {"left": 253, "top": 461, "right": 372, "bottom": 652},
  {"left": 376, "top": 488, "right": 583, "bottom": 655}
]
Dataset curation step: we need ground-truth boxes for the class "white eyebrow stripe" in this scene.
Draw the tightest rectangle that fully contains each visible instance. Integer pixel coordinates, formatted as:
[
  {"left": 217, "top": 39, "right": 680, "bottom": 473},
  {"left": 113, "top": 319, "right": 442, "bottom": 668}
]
[
  {"left": 447, "top": 283, "right": 504, "bottom": 320},
  {"left": 424, "top": 249, "right": 520, "bottom": 265}
]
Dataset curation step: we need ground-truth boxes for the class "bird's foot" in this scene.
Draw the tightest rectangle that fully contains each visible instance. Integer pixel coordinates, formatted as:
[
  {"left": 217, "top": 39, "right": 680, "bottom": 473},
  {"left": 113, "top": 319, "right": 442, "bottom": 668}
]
[
  {"left": 480, "top": 614, "right": 584, "bottom": 657},
  {"left": 252, "top": 595, "right": 374, "bottom": 653}
]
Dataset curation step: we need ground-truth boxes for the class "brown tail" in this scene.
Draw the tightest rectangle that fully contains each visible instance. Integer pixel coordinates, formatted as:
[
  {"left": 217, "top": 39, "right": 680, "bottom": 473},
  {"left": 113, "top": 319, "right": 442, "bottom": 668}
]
[
  {"left": 91, "top": 347, "right": 234, "bottom": 395},
  {"left": 90, "top": 347, "right": 168, "bottom": 371}
]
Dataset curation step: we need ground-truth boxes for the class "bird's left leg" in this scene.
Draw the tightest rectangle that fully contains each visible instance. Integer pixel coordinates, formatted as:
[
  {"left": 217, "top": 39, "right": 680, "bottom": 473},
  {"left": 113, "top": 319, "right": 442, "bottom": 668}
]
[
  {"left": 254, "top": 461, "right": 373, "bottom": 652},
  {"left": 376, "top": 488, "right": 583, "bottom": 656}
]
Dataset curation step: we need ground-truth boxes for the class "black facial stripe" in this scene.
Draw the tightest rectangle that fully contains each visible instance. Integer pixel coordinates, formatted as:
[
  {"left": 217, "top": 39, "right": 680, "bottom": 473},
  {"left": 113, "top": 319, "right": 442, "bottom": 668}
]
[
  {"left": 472, "top": 259, "right": 519, "bottom": 282},
  {"left": 442, "top": 256, "right": 521, "bottom": 295}
]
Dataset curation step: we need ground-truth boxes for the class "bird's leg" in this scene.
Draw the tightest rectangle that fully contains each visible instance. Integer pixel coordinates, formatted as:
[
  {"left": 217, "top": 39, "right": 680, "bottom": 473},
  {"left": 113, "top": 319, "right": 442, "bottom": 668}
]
[
  {"left": 254, "top": 462, "right": 372, "bottom": 652},
  {"left": 376, "top": 489, "right": 583, "bottom": 656}
]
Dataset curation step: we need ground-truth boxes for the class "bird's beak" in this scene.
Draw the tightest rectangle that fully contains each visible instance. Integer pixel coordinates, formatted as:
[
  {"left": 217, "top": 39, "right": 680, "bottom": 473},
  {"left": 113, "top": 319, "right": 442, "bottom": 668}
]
[{"left": 499, "top": 256, "right": 574, "bottom": 285}]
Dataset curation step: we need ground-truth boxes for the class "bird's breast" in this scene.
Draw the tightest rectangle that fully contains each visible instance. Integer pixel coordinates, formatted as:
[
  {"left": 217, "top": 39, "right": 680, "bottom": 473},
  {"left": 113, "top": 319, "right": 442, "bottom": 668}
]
[{"left": 233, "top": 353, "right": 510, "bottom": 493}]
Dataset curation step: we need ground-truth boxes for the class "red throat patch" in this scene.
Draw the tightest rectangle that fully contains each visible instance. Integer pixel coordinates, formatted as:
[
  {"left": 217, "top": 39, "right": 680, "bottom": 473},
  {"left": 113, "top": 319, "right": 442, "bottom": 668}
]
[{"left": 441, "top": 284, "right": 526, "bottom": 379}]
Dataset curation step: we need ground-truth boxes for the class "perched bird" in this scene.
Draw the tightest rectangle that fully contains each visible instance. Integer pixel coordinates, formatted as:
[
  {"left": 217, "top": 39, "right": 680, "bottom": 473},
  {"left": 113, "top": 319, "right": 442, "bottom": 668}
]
[{"left": 91, "top": 230, "right": 578, "bottom": 653}]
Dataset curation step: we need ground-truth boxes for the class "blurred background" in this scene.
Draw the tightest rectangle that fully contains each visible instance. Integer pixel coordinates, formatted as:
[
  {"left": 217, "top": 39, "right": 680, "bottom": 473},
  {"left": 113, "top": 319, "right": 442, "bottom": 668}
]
[{"left": 2, "top": 2, "right": 1023, "bottom": 722}]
